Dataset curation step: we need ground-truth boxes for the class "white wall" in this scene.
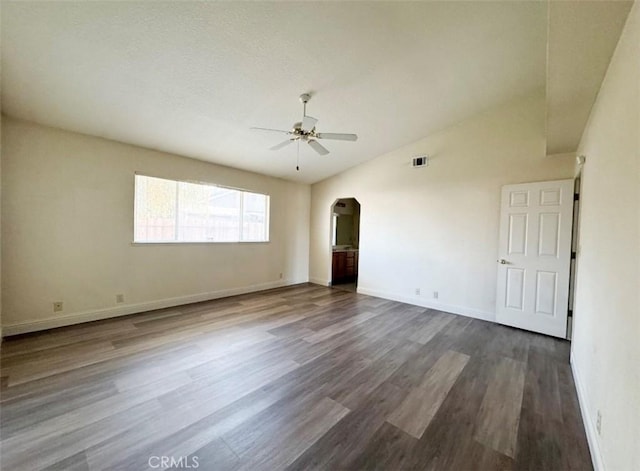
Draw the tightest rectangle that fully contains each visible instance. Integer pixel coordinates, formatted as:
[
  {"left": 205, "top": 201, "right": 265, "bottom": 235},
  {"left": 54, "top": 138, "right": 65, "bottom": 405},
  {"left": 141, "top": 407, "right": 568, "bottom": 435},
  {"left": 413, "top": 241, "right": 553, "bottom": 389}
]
[
  {"left": 310, "top": 91, "right": 575, "bottom": 320},
  {"left": 571, "top": 3, "right": 640, "bottom": 470},
  {"left": 1, "top": 117, "right": 310, "bottom": 335}
]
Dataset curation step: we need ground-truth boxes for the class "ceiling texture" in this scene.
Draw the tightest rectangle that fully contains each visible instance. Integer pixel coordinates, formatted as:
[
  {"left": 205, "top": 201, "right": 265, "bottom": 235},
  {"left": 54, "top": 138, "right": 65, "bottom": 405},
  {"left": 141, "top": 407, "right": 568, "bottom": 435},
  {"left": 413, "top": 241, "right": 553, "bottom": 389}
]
[
  {"left": 0, "top": 2, "right": 632, "bottom": 183},
  {"left": 546, "top": 0, "right": 633, "bottom": 155}
]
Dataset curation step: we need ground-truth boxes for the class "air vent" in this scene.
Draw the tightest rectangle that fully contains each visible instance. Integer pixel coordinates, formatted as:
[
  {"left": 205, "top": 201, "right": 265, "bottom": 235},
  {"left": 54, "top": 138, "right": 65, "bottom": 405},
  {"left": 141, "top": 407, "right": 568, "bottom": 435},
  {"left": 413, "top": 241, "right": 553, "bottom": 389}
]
[{"left": 412, "top": 155, "right": 429, "bottom": 168}]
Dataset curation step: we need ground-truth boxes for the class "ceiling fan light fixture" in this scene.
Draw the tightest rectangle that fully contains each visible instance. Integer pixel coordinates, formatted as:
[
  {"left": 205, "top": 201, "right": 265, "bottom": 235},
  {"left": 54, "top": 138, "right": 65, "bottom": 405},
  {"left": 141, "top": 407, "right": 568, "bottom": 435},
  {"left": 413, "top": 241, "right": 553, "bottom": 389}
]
[{"left": 250, "top": 93, "right": 358, "bottom": 159}]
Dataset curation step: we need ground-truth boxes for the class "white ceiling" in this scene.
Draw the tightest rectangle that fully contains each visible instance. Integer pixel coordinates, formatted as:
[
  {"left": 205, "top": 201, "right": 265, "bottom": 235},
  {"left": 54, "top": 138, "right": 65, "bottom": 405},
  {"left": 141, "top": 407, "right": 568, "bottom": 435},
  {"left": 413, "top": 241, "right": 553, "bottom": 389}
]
[
  {"left": 3, "top": 2, "right": 549, "bottom": 183},
  {"left": 546, "top": 1, "right": 633, "bottom": 155}
]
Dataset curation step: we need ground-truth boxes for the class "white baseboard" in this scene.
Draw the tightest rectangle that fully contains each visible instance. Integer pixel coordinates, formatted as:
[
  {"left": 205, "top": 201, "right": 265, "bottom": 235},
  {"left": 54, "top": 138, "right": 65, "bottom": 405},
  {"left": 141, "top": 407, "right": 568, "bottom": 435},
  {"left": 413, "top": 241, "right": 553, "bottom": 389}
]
[
  {"left": 309, "top": 277, "right": 330, "bottom": 286},
  {"left": 2, "top": 279, "right": 298, "bottom": 336},
  {"left": 356, "top": 286, "right": 495, "bottom": 322},
  {"left": 570, "top": 357, "right": 604, "bottom": 471}
]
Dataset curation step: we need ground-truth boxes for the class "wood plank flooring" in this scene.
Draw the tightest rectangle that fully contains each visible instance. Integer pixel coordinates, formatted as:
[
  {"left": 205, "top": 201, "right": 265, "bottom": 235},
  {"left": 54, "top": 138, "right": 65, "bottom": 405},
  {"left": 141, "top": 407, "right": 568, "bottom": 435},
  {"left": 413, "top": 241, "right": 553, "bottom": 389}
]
[{"left": 0, "top": 283, "right": 592, "bottom": 470}]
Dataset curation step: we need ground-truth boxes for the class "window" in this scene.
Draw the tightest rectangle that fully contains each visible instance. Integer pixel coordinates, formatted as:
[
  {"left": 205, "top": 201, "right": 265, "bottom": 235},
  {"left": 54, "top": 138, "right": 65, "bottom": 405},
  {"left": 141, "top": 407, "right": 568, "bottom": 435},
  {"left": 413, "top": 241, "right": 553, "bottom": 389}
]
[{"left": 134, "top": 175, "right": 269, "bottom": 243}]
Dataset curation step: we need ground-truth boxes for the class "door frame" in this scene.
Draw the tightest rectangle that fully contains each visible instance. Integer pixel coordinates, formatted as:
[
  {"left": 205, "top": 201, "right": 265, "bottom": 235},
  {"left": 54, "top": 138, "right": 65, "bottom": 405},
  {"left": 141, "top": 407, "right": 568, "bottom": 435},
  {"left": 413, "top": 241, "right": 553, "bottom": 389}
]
[{"left": 328, "top": 198, "right": 361, "bottom": 287}]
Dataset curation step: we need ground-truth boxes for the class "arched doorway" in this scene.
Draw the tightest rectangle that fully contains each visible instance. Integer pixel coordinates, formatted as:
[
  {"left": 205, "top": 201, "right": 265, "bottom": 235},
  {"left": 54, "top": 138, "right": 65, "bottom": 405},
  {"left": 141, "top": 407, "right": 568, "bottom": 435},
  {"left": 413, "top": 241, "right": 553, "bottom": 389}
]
[{"left": 330, "top": 198, "right": 360, "bottom": 292}]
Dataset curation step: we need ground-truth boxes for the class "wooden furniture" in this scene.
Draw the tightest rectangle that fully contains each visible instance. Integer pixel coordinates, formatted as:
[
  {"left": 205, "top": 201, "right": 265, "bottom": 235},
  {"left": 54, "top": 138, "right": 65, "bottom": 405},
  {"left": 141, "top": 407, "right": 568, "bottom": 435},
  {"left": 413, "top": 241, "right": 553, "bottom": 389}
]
[{"left": 332, "top": 250, "right": 358, "bottom": 284}]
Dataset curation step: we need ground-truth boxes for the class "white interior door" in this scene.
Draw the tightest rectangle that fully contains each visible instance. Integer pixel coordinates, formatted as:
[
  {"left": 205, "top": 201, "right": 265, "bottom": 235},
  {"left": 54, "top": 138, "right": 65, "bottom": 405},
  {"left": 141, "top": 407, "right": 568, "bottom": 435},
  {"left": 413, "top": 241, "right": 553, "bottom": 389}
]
[{"left": 496, "top": 179, "right": 574, "bottom": 338}]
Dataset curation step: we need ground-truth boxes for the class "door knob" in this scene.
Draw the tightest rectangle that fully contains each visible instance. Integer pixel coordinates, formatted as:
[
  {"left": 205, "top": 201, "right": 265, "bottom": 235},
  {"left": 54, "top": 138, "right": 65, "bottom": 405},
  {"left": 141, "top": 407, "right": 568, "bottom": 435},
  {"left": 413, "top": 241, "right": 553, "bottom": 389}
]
[{"left": 498, "top": 259, "right": 509, "bottom": 264}]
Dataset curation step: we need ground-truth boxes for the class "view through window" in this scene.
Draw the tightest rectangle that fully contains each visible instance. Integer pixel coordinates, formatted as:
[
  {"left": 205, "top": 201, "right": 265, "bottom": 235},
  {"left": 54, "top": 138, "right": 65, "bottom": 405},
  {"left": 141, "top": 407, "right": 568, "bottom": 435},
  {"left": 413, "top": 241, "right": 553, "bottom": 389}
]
[{"left": 134, "top": 175, "right": 269, "bottom": 243}]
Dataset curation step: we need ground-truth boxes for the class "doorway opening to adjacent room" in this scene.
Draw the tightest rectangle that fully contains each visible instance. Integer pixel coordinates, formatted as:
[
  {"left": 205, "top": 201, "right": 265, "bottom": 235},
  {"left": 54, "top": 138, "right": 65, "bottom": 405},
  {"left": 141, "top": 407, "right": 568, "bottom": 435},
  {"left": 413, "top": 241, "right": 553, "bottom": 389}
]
[{"left": 330, "top": 198, "right": 360, "bottom": 293}]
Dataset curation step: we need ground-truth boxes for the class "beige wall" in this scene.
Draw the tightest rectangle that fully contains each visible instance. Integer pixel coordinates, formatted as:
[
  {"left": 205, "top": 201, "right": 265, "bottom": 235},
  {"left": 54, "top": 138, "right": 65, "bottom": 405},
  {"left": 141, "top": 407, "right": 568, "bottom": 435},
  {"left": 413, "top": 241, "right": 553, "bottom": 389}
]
[
  {"left": 571, "top": 3, "right": 640, "bottom": 470},
  {"left": 1, "top": 117, "right": 310, "bottom": 334},
  {"left": 0, "top": 112, "right": 2, "bottom": 339},
  {"left": 310, "top": 91, "right": 575, "bottom": 320},
  {"left": 1, "top": 11, "right": 3, "bottom": 337}
]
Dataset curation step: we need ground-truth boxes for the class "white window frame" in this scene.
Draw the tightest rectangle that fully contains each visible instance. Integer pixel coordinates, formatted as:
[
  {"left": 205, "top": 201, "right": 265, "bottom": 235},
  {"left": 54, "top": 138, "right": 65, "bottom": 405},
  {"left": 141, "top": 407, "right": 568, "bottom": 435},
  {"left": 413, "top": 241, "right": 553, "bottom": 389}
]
[{"left": 133, "top": 173, "right": 270, "bottom": 244}]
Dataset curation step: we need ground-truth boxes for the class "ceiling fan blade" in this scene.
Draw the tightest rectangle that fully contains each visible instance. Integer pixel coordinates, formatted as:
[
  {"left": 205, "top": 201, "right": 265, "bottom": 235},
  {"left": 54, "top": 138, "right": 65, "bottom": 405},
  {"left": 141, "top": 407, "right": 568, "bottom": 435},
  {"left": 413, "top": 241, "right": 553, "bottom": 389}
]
[
  {"left": 270, "top": 139, "right": 294, "bottom": 151},
  {"left": 301, "top": 116, "right": 318, "bottom": 132},
  {"left": 315, "top": 132, "right": 358, "bottom": 142},
  {"left": 307, "top": 139, "right": 329, "bottom": 155},
  {"left": 251, "top": 127, "right": 291, "bottom": 134}
]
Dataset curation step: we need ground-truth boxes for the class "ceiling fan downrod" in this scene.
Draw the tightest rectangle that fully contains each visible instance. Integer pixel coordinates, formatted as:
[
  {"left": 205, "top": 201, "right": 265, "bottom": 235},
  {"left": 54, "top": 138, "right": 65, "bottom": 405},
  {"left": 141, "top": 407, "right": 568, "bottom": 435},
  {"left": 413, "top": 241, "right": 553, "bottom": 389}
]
[{"left": 300, "top": 93, "right": 311, "bottom": 118}]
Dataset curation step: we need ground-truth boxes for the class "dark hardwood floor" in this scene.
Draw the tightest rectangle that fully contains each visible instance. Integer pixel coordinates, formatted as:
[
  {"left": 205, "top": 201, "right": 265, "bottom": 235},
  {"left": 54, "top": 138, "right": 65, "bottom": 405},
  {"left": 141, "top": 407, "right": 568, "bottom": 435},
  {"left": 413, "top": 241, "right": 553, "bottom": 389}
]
[{"left": 0, "top": 283, "right": 592, "bottom": 470}]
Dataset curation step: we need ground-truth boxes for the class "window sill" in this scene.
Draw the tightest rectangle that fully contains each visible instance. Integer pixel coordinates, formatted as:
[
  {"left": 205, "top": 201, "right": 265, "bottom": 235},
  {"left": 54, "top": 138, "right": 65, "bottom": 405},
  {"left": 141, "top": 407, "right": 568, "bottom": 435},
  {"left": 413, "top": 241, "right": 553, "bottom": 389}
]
[{"left": 131, "top": 241, "right": 271, "bottom": 246}]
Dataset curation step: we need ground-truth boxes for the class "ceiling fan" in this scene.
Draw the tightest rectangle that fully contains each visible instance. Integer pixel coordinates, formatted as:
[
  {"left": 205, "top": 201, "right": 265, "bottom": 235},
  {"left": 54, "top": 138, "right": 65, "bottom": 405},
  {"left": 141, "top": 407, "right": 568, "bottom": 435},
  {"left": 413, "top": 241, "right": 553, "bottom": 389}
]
[{"left": 251, "top": 93, "right": 358, "bottom": 169}]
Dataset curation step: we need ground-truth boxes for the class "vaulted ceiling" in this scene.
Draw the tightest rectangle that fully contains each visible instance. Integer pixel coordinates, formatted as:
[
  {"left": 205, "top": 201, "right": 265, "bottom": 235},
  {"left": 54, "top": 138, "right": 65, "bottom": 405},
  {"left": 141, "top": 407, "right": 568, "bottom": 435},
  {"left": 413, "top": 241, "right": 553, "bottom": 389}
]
[
  {"left": 1, "top": 2, "right": 632, "bottom": 183},
  {"left": 546, "top": 0, "right": 633, "bottom": 155}
]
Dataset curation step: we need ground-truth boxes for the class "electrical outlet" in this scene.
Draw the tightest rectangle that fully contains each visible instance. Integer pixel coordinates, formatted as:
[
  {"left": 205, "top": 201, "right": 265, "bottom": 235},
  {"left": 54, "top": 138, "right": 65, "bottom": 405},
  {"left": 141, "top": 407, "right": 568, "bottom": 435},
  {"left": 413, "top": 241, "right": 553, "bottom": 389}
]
[
  {"left": 415, "top": 288, "right": 420, "bottom": 295},
  {"left": 596, "top": 410, "right": 602, "bottom": 435},
  {"left": 116, "top": 294, "right": 125, "bottom": 304},
  {"left": 53, "top": 301, "right": 63, "bottom": 312},
  {"left": 433, "top": 291, "right": 439, "bottom": 299}
]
